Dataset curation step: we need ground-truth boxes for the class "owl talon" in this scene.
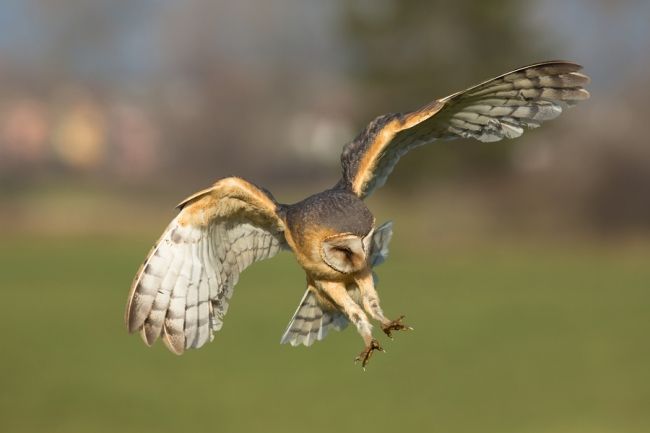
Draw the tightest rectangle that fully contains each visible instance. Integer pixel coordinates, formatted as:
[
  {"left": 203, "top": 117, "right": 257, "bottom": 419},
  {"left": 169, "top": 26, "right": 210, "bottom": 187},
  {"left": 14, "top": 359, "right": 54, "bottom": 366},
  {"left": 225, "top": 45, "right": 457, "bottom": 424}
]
[
  {"left": 381, "top": 315, "right": 412, "bottom": 338},
  {"left": 354, "top": 339, "right": 383, "bottom": 368}
]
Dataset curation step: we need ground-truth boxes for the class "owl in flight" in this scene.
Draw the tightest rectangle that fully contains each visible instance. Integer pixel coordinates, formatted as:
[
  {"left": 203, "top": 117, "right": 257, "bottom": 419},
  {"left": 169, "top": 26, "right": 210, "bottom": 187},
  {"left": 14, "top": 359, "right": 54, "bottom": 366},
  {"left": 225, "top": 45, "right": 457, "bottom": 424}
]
[{"left": 126, "top": 61, "right": 590, "bottom": 367}]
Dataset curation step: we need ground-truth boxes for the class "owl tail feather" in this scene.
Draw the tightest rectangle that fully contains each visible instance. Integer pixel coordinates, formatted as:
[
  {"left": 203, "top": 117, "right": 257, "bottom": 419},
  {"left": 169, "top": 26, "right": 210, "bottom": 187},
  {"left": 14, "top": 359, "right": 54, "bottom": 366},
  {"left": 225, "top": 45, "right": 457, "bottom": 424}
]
[
  {"left": 280, "top": 221, "right": 393, "bottom": 347},
  {"left": 280, "top": 288, "right": 348, "bottom": 347}
]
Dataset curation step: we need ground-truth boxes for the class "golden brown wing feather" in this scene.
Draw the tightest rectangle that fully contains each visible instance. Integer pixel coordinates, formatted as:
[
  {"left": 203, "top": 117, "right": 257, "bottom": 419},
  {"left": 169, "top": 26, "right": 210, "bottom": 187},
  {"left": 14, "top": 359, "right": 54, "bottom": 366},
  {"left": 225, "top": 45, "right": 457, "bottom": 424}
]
[
  {"left": 125, "top": 177, "right": 286, "bottom": 354},
  {"left": 339, "top": 61, "right": 591, "bottom": 199}
]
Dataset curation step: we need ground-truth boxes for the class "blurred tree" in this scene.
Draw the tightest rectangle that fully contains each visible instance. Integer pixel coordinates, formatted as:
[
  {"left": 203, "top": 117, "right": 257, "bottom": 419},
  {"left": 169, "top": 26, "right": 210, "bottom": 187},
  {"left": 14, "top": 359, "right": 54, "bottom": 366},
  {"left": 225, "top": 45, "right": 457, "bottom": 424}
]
[{"left": 339, "top": 0, "right": 545, "bottom": 186}]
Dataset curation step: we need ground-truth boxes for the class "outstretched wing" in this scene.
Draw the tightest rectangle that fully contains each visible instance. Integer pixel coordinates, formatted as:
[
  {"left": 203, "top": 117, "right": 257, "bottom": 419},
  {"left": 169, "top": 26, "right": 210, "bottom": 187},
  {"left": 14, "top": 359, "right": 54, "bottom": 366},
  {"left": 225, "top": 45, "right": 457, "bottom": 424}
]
[
  {"left": 125, "top": 177, "right": 286, "bottom": 354},
  {"left": 338, "top": 61, "right": 590, "bottom": 199}
]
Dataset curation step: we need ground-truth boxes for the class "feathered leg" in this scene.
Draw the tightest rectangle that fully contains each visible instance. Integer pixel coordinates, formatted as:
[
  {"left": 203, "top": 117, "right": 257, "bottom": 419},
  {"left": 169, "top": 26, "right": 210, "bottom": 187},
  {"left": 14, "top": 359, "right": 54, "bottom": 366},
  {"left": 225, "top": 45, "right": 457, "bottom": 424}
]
[
  {"left": 316, "top": 279, "right": 383, "bottom": 368},
  {"left": 354, "top": 270, "right": 413, "bottom": 338}
]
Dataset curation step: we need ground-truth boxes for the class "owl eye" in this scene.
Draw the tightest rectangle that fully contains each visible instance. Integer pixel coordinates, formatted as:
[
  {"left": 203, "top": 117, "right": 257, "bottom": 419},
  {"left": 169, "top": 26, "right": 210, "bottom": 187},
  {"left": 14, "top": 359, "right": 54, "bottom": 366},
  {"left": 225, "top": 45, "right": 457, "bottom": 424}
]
[{"left": 334, "top": 246, "right": 352, "bottom": 256}]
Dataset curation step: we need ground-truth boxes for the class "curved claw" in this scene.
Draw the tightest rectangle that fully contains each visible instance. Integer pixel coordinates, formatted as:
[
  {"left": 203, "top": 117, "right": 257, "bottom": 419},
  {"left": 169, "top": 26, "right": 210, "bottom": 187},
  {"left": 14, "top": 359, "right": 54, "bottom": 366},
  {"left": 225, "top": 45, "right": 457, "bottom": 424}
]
[
  {"left": 381, "top": 315, "right": 413, "bottom": 338},
  {"left": 354, "top": 339, "right": 384, "bottom": 369}
]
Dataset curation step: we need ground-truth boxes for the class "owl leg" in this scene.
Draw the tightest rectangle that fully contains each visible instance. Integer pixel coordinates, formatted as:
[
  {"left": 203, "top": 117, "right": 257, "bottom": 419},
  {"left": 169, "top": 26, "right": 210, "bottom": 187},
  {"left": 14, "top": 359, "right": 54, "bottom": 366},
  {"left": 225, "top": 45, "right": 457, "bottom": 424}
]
[
  {"left": 355, "top": 270, "right": 413, "bottom": 339},
  {"left": 316, "top": 280, "right": 384, "bottom": 368}
]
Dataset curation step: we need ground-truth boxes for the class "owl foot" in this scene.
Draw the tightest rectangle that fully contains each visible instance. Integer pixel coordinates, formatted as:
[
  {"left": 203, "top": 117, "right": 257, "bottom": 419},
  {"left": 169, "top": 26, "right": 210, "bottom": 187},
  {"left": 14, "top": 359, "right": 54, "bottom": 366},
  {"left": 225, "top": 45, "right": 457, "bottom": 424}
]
[
  {"left": 381, "top": 315, "right": 413, "bottom": 339},
  {"left": 354, "top": 339, "right": 385, "bottom": 370}
]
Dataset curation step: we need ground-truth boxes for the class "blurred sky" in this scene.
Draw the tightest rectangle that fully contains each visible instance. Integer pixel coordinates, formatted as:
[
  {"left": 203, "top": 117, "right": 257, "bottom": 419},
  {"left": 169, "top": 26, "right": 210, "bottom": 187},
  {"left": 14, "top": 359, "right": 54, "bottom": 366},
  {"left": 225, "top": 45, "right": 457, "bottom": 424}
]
[
  {"left": 2, "top": 1, "right": 649, "bottom": 91},
  {"left": 0, "top": 1, "right": 345, "bottom": 88},
  {"left": 528, "top": 0, "right": 650, "bottom": 88}
]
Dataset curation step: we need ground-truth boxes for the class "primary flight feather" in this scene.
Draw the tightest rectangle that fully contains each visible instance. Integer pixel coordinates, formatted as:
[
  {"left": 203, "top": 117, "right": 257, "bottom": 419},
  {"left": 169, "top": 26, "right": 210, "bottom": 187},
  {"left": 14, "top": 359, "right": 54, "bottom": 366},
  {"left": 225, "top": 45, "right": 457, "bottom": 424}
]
[{"left": 126, "top": 61, "right": 590, "bottom": 367}]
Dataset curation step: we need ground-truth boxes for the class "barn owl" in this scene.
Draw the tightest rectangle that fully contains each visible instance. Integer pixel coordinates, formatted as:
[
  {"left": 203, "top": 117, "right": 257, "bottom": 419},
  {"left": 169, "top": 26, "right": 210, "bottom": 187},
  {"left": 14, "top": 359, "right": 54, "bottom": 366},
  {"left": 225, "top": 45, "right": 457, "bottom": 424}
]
[{"left": 125, "top": 61, "right": 590, "bottom": 367}]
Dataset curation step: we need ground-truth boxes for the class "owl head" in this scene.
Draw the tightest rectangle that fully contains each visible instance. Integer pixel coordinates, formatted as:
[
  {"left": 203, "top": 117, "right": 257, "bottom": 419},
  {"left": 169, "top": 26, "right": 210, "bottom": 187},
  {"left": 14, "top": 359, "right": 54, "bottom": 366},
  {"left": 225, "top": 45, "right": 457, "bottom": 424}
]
[{"left": 320, "top": 228, "right": 375, "bottom": 274}]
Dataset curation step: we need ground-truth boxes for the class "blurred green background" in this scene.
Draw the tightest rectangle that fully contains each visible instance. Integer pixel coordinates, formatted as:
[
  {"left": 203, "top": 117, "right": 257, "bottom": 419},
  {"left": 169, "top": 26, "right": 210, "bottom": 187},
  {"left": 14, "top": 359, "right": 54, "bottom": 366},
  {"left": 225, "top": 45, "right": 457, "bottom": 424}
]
[{"left": 1, "top": 1, "right": 649, "bottom": 433}]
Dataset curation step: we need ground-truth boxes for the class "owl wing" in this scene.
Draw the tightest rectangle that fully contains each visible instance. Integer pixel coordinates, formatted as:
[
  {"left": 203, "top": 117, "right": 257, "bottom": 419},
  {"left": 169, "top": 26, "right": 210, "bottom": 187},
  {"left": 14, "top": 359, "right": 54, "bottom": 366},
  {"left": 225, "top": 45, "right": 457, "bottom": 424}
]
[
  {"left": 338, "top": 61, "right": 590, "bottom": 199},
  {"left": 125, "top": 177, "right": 287, "bottom": 354}
]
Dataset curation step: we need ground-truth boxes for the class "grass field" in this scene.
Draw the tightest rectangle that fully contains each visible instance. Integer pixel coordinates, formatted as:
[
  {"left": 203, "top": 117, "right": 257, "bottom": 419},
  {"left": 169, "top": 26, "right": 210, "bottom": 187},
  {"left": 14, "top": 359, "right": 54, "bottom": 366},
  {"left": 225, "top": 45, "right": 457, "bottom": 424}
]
[{"left": 0, "top": 235, "right": 648, "bottom": 433}]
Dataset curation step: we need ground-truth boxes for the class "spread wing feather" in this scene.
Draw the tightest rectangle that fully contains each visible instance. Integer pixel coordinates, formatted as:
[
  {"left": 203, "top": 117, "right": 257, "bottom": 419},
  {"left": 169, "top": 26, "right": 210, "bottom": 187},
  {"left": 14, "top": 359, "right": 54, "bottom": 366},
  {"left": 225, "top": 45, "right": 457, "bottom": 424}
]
[
  {"left": 125, "top": 177, "right": 286, "bottom": 354},
  {"left": 339, "top": 61, "right": 590, "bottom": 199}
]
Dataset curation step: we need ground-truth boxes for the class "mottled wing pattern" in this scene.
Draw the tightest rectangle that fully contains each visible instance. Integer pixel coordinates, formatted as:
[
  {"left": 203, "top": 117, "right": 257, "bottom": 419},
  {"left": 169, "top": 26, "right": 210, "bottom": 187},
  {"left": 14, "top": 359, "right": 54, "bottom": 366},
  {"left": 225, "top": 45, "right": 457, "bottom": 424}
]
[
  {"left": 125, "top": 177, "right": 286, "bottom": 354},
  {"left": 339, "top": 61, "right": 590, "bottom": 199},
  {"left": 434, "top": 62, "right": 590, "bottom": 140},
  {"left": 280, "top": 221, "right": 394, "bottom": 347}
]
